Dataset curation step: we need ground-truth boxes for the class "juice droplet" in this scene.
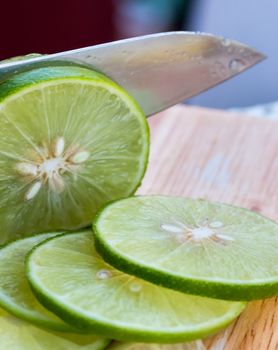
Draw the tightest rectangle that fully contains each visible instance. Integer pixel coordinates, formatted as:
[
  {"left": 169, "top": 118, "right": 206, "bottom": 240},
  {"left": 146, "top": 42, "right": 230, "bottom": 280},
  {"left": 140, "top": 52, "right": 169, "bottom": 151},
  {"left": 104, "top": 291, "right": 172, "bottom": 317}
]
[
  {"left": 129, "top": 282, "right": 142, "bottom": 293},
  {"left": 222, "top": 38, "right": 231, "bottom": 46},
  {"left": 96, "top": 269, "right": 111, "bottom": 280},
  {"left": 229, "top": 58, "right": 245, "bottom": 71}
]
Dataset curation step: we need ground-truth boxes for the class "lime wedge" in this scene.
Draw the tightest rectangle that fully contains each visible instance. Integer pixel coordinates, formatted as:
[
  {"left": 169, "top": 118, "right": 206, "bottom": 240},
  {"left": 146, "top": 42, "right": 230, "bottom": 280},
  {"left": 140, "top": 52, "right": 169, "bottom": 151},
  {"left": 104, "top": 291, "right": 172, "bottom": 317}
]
[
  {"left": 94, "top": 196, "right": 278, "bottom": 301},
  {"left": 0, "top": 233, "right": 80, "bottom": 332},
  {"left": 26, "top": 231, "right": 245, "bottom": 343},
  {"left": 0, "top": 66, "right": 149, "bottom": 243},
  {"left": 0, "top": 308, "right": 110, "bottom": 350}
]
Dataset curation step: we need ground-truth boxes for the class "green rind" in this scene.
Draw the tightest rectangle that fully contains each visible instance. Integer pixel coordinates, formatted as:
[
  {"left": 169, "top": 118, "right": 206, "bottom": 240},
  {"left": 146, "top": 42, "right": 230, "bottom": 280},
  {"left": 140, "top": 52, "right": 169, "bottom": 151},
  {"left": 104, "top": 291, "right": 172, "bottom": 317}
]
[
  {"left": 0, "top": 54, "right": 103, "bottom": 84},
  {"left": 93, "top": 196, "right": 278, "bottom": 301},
  {"left": 0, "top": 232, "right": 82, "bottom": 332},
  {"left": 0, "top": 66, "right": 121, "bottom": 101},
  {"left": 26, "top": 232, "right": 245, "bottom": 343}
]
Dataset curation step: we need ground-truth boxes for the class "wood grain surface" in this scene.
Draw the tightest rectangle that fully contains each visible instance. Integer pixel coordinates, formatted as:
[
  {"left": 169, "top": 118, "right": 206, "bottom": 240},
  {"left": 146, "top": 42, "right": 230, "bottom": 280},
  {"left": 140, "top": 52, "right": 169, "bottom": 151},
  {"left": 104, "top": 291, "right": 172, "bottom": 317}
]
[{"left": 138, "top": 104, "right": 278, "bottom": 350}]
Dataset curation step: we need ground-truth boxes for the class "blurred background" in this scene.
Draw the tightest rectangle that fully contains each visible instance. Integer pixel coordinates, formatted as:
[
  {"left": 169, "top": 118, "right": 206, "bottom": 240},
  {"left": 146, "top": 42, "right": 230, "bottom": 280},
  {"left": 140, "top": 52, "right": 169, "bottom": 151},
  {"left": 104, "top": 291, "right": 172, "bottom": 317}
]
[{"left": 0, "top": 0, "right": 277, "bottom": 109}]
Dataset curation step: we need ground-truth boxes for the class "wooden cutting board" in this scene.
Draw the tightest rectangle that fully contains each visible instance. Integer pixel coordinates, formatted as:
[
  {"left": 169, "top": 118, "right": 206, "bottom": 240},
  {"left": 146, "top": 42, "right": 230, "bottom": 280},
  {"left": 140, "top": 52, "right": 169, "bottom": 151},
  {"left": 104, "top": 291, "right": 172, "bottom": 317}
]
[{"left": 138, "top": 104, "right": 278, "bottom": 350}]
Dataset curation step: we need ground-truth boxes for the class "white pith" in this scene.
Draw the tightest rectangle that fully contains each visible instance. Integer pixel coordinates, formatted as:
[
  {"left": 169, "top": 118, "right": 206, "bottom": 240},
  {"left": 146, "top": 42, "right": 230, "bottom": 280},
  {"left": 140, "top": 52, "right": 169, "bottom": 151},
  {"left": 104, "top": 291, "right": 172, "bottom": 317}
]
[
  {"left": 161, "top": 219, "right": 234, "bottom": 244},
  {"left": 15, "top": 136, "right": 90, "bottom": 200}
]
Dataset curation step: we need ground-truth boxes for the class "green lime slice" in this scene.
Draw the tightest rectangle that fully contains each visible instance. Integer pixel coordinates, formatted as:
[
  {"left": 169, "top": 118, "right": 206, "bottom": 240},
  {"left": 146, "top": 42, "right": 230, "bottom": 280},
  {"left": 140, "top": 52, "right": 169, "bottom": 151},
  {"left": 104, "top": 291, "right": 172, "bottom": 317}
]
[
  {"left": 94, "top": 196, "right": 278, "bottom": 301},
  {"left": 0, "top": 232, "right": 81, "bottom": 332},
  {"left": 109, "top": 341, "right": 205, "bottom": 350},
  {"left": 0, "top": 66, "right": 149, "bottom": 243},
  {"left": 0, "top": 308, "right": 110, "bottom": 350},
  {"left": 26, "top": 231, "right": 245, "bottom": 343}
]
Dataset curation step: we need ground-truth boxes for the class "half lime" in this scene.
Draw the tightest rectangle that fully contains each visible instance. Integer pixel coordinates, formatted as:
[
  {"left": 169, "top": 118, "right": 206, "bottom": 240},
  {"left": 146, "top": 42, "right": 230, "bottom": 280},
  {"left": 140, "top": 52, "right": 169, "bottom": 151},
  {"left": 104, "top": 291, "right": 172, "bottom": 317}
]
[{"left": 0, "top": 66, "right": 149, "bottom": 243}]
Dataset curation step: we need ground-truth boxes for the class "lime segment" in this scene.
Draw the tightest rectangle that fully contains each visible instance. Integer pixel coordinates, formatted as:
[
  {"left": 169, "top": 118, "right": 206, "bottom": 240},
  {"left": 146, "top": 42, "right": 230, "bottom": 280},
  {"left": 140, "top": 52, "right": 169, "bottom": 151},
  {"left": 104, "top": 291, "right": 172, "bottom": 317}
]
[
  {"left": 0, "top": 66, "right": 149, "bottom": 243},
  {"left": 94, "top": 196, "right": 278, "bottom": 301},
  {"left": 26, "top": 231, "right": 245, "bottom": 343},
  {"left": 0, "top": 308, "right": 109, "bottom": 350}
]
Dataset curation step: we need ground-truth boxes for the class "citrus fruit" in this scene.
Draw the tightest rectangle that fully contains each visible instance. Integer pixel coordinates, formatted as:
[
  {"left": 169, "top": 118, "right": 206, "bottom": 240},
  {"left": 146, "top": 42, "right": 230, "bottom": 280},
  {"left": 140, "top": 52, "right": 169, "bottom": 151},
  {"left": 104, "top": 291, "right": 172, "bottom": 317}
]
[
  {"left": 94, "top": 196, "right": 278, "bottom": 301},
  {"left": 109, "top": 341, "right": 205, "bottom": 350},
  {"left": 0, "top": 233, "right": 79, "bottom": 331},
  {"left": 0, "top": 66, "right": 149, "bottom": 243},
  {"left": 26, "top": 231, "right": 245, "bottom": 343},
  {"left": 0, "top": 308, "right": 109, "bottom": 350}
]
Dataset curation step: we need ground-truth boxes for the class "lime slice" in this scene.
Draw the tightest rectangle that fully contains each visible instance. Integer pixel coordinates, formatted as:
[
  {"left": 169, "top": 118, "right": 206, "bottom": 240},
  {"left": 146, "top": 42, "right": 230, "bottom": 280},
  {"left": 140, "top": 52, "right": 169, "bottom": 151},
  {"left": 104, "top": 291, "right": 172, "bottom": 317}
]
[
  {"left": 0, "top": 308, "right": 110, "bottom": 350},
  {"left": 94, "top": 196, "right": 278, "bottom": 301},
  {"left": 109, "top": 341, "right": 205, "bottom": 350},
  {"left": 0, "top": 232, "right": 80, "bottom": 332},
  {"left": 26, "top": 231, "right": 245, "bottom": 343},
  {"left": 0, "top": 66, "right": 149, "bottom": 243}
]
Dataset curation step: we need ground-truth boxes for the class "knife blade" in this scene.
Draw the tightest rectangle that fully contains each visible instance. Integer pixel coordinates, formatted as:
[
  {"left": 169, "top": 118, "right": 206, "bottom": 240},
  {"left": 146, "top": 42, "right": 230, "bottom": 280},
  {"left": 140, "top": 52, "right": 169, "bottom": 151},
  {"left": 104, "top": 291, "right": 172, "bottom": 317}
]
[{"left": 0, "top": 32, "right": 266, "bottom": 116}]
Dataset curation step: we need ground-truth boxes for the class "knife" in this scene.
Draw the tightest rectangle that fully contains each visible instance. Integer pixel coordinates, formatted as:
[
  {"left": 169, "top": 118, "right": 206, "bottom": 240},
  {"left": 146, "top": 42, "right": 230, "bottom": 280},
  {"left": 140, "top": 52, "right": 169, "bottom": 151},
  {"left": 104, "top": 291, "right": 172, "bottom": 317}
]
[{"left": 0, "top": 32, "right": 265, "bottom": 117}]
